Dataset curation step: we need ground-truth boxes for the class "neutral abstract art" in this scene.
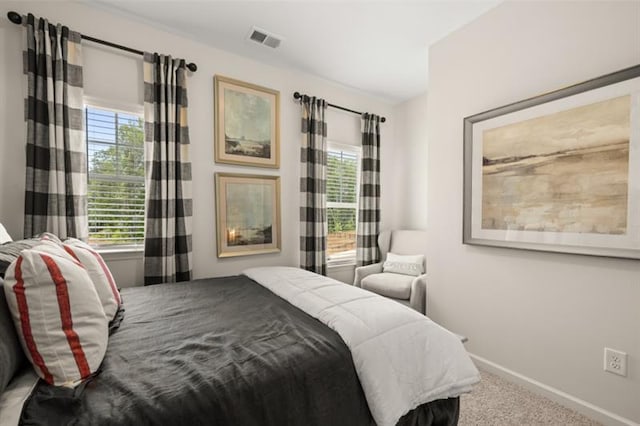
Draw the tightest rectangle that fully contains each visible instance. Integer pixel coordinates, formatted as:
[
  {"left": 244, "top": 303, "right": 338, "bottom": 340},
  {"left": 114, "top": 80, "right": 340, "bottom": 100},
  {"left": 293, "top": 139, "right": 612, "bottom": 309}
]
[
  {"left": 463, "top": 64, "right": 640, "bottom": 259},
  {"left": 481, "top": 96, "right": 630, "bottom": 235}
]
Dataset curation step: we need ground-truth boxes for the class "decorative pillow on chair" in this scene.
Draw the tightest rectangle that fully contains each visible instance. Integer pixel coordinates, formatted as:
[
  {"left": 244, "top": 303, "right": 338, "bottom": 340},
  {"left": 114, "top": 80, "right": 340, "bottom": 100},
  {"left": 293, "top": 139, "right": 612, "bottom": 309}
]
[
  {"left": 62, "top": 238, "right": 121, "bottom": 320},
  {"left": 382, "top": 253, "right": 425, "bottom": 277},
  {"left": 3, "top": 243, "right": 108, "bottom": 387}
]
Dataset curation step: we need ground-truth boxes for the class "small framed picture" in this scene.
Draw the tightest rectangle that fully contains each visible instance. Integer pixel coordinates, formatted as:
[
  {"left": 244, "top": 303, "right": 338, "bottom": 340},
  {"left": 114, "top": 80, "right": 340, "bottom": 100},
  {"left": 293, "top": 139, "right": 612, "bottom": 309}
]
[
  {"left": 215, "top": 173, "right": 281, "bottom": 258},
  {"left": 214, "top": 75, "right": 280, "bottom": 168}
]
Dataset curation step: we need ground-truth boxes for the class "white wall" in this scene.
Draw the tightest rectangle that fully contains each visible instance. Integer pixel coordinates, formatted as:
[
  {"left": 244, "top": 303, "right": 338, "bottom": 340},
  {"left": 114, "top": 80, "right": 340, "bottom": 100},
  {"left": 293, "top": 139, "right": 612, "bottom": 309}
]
[
  {"left": 424, "top": 1, "right": 640, "bottom": 424},
  {"left": 394, "top": 92, "right": 428, "bottom": 229},
  {"left": 0, "top": 1, "right": 401, "bottom": 286}
]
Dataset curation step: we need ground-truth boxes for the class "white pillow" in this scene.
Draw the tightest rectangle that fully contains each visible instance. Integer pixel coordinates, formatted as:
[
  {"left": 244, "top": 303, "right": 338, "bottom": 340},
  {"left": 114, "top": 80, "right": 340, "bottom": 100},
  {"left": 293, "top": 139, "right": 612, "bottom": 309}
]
[
  {"left": 62, "top": 238, "right": 121, "bottom": 320},
  {"left": 383, "top": 252, "right": 425, "bottom": 277},
  {"left": 0, "top": 224, "right": 12, "bottom": 244},
  {"left": 3, "top": 242, "right": 108, "bottom": 387}
]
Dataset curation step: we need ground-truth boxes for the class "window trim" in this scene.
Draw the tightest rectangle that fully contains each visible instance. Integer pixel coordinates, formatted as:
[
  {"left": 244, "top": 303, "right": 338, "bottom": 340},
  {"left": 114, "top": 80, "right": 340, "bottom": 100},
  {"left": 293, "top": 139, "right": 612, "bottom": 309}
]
[
  {"left": 84, "top": 96, "right": 144, "bottom": 117},
  {"left": 326, "top": 141, "right": 361, "bottom": 267},
  {"left": 84, "top": 98, "right": 145, "bottom": 252}
]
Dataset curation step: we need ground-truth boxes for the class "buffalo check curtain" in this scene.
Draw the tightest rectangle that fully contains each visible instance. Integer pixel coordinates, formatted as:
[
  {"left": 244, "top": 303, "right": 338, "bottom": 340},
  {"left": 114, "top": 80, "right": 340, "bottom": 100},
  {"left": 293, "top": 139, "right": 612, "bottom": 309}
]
[
  {"left": 23, "top": 14, "right": 88, "bottom": 240},
  {"left": 143, "top": 53, "right": 193, "bottom": 285},
  {"left": 356, "top": 114, "right": 381, "bottom": 266},
  {"left": 299, "top": 96, "right": 328, "bottom": 275}
]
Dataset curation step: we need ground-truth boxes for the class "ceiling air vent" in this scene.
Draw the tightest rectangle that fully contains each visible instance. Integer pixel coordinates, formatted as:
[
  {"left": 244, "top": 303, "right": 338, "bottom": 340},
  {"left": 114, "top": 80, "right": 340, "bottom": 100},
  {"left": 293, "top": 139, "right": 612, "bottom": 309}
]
[{"left": 247, "top": 26, "right": 283, "bottom": 49}]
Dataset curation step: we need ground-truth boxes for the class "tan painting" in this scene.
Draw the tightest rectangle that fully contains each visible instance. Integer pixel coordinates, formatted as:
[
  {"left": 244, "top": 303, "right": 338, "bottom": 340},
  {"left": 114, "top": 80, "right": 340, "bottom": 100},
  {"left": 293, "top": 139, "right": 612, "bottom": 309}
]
[{"left": 482, "top": 95, "right": 630, "bottom": 234}]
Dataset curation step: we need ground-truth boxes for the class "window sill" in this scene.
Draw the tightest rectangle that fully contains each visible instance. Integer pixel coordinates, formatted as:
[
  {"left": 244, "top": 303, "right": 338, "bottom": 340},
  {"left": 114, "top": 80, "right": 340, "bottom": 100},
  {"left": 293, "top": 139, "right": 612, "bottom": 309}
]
[
  {"left": 95, "top": 247, "right": 143, "bottom": 261},
  {"left": 327, "top": 261, "right": 356, "bottom": 270}
]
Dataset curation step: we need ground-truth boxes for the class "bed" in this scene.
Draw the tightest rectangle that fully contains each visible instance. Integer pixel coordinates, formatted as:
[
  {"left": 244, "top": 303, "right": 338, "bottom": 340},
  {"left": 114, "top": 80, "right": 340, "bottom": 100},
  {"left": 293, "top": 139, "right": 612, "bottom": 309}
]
[{"left": 0, "top": 267, "right": 478, "bottom": 426}]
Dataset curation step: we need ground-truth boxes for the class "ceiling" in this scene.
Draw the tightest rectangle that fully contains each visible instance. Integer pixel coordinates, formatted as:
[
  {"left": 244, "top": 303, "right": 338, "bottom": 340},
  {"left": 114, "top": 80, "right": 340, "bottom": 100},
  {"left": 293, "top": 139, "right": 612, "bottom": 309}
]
[{"left": 94, "top": 1, "right": 499, "bottom": 103}]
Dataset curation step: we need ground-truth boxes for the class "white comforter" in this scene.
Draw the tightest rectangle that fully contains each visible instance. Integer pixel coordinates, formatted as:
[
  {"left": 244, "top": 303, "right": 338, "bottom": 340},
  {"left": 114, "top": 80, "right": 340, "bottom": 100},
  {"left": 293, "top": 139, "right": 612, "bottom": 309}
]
[{"left": 243, "top": 267, "right": 480, "bottom": 426}]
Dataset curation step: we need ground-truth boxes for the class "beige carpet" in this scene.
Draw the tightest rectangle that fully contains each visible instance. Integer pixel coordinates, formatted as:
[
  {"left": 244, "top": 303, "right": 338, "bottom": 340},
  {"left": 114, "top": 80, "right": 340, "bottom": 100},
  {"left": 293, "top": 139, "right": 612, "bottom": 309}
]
[{"left": 458, "top": 369, "right": 602, "bottom": 425}]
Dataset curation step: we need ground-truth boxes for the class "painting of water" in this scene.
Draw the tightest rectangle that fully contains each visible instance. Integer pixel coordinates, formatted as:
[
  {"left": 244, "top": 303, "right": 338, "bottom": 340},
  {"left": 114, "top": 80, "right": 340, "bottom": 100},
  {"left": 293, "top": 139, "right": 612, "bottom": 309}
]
[{"left": 481, "top": 96, "right": 630, "bottom": 235}]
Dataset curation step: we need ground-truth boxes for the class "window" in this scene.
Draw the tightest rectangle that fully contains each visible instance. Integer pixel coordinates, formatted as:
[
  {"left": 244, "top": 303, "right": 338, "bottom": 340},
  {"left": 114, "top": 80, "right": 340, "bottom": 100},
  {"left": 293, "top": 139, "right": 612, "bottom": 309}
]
[
  {"left": 85, "top": 105, "right": 144, "bottom": 248},
  {"left": 327, "top": 142, "right": 360, "bottom": 264}
]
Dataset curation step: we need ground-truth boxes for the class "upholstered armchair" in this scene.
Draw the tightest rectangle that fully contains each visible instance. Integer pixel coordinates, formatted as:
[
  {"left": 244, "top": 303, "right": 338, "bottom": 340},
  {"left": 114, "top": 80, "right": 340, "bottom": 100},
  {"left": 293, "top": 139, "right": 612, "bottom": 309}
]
[{"left": 353, "top": 230, "right": 427, "bottom": 314}]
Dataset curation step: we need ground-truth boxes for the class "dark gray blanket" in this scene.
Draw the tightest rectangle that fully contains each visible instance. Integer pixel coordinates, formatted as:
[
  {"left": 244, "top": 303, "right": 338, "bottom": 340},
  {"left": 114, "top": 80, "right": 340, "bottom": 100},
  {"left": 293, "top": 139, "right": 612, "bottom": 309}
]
[{"left": 19, "top": 276, "right": 459, "bottom": 426}]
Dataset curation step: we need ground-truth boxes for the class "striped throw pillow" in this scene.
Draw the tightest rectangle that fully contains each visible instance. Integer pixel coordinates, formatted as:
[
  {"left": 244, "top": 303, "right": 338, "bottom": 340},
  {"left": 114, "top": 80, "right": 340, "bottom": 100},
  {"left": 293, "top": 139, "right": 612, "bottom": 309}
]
[
  {"left": 2, "top": 243, "right": 108, "bottom": 387},
  {"left": 63, "top": 238, "right": 121, "bottom": 320}
]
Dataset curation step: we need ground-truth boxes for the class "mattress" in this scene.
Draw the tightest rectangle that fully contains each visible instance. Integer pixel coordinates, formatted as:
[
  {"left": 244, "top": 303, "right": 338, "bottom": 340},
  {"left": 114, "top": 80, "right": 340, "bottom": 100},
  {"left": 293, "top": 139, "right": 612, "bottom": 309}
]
[{"left": 7, "top": 275, "right": 459, "bottom": 425}]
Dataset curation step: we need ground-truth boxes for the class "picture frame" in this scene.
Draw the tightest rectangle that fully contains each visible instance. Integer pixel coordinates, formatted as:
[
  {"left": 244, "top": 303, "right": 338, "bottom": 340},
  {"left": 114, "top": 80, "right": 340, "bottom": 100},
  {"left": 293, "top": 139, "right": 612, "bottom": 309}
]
[
  {"left": 463, "top": 65, "right": 640, "bottom": 259},
  {"left": 214, "top": 75, "right": 280, "bottom": 168},
  {"left": 215, "top": 173, "right": 281, "bottom": 258}
]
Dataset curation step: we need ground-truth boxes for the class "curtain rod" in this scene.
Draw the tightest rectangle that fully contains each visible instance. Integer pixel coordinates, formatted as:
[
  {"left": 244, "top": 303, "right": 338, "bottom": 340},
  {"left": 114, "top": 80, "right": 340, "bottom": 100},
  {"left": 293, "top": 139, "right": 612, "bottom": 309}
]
[
  {"left": 7, "top": 11, "right": 198, "bottom": 72},
  {"left": 293, "top": 92, "right": 386, "bottom": 123}
]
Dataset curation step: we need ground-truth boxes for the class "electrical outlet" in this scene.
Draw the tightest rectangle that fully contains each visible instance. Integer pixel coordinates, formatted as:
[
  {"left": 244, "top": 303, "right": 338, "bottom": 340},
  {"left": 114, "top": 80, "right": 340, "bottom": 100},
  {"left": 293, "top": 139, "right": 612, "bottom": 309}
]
[{"left": 604, "top": 348, "right": 627, "bottom": 377}]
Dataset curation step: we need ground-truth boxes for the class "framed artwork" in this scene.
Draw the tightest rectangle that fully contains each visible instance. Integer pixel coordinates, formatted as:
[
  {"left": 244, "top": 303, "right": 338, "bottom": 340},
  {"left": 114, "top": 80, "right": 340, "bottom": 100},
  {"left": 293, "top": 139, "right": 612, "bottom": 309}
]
[
  {"left": 463, "top": 65, "right": 640, "bottom": 259},
  {"left": 214, "top": 75, "right": 280, "bottom": 168},
  {"left": 215, "top": 173, "right": 281, "bottom": 258}
]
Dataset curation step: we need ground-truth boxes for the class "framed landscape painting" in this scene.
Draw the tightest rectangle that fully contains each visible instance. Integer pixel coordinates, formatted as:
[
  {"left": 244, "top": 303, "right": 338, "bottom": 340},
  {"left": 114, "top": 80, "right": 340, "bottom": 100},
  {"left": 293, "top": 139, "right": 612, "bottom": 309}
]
[
  {"left": 463, "top": 65, "right": 640, "bottom": 259},
  {"left": 215, "top": 173, "right": 281, "bottom": 258},
  {"left": 214, "top": 75, "right": 280, "bottom": 168}
]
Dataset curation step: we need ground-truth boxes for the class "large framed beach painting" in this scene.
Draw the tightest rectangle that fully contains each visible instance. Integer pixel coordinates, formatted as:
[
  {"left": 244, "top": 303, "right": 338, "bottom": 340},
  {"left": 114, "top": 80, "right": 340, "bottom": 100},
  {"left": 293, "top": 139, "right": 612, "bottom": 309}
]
[
  {"left": 214, "top": 75, "right": 280, "bottom": 168},
  {"left": 215, "top": 173, "right": 281, "bottom": 258},
  {"left": 463, "top": 65, "right": 640, "bottom": 259}
]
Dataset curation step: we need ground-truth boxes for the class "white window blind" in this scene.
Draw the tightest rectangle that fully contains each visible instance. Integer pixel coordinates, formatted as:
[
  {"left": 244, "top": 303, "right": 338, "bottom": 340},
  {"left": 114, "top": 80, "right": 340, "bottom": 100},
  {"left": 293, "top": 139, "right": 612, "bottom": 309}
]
[
  {"left": 85, "top": 106, "right": 145, "bottom": 248},
  {"left": 327, "top": 143, "right": 360, "bottom": 262}
]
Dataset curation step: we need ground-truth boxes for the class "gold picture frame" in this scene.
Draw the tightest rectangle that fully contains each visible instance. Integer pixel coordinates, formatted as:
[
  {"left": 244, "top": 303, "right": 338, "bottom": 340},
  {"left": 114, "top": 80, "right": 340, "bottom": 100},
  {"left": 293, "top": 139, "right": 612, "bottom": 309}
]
[
  {"left": 214, "top": 75, "right": 280, "bottom": 168},
  {"left": 215, "top": 173, "right": 281, "bottom": 258}
]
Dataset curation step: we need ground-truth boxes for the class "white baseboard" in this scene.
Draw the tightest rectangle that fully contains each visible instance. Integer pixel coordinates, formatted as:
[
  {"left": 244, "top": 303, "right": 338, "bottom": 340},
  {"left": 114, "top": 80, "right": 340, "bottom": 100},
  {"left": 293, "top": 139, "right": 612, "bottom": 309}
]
[{"left": 468, "top": 353, "right": 639, "bottom": 426}]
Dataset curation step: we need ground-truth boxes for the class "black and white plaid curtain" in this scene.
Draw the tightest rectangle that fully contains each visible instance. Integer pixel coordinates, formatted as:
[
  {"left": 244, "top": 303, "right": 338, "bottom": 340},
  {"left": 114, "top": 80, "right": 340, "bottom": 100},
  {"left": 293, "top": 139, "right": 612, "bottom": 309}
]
[
  {"left": 356, "top": 114, "right": 381, "bottom": 266},
  {"left": 143, "top": 53, "right": 193, "bottom": 285},
  {"left": 23, "top": 14, "right": 87, "bottom": 240},
  {"left": 299, "top": 96, "right": 328, "bottom": 275}
]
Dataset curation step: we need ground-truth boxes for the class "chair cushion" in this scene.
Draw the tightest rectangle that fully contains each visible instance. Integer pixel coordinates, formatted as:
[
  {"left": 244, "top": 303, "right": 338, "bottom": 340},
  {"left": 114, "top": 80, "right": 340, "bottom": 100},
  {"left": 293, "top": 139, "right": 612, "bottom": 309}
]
[
  {"left": 387, "top": 230, "right": 428, "bottom": 258},
  {"left": 361, "top": 272, "right": 414, "bottom": 300}
]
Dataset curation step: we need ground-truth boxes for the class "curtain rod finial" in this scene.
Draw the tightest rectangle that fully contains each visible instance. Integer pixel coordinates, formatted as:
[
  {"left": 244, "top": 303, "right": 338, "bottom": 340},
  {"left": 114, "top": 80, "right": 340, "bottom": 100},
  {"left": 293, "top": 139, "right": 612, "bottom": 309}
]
[
  {"left": 7, "top": 11, "right": 22, "bottom": 25},
  {"left": 186, "top": 63, "right": 197, "bottom": 72}
]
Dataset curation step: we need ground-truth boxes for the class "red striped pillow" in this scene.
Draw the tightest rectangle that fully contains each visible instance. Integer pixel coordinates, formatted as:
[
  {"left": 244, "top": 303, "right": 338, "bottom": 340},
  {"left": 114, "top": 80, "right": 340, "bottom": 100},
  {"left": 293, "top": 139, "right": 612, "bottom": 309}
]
[
  {"left": 2, "top": 244, "right": 108, "bottom": 386},
  {"left": 62, "top": 238, "right": 121, "bottom": 320}
]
